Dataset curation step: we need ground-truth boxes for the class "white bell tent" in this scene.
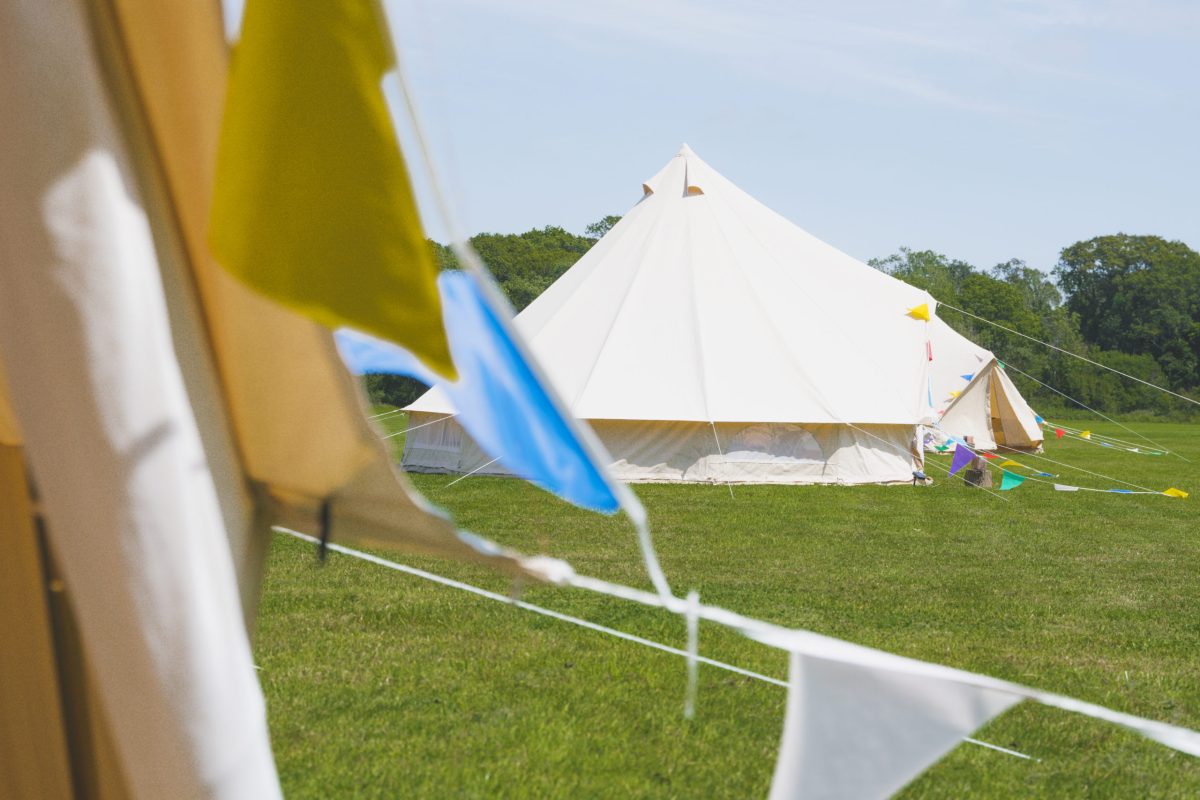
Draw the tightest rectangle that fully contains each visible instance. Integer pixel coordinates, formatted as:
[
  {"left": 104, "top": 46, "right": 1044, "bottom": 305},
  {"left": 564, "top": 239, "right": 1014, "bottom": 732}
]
[{"left": 404, "top": 146, "right": 1040, "bottom": 484}]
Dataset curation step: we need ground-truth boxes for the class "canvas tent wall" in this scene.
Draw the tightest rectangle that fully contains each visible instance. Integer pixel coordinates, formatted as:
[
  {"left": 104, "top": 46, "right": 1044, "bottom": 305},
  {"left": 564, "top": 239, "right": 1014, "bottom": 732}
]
[
  {"left": 405, "top": 146, "right": 1043, "bottom": 483},
  {"left": 937, "top": 359, "right": 1044, "bottom": 450}
]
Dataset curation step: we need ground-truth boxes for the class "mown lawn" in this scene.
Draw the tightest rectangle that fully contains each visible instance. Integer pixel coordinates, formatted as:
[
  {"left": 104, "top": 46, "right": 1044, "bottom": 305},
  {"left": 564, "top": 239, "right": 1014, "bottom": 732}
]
[{"left": 255, "top": 414, "right": 1200, "bottom": 798}]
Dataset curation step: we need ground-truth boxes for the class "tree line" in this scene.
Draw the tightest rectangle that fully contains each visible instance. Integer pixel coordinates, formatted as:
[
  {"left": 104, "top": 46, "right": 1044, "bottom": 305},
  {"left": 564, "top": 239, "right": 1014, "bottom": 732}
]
[{"left": 370, "top": 223, "right": 1200, "bottom": 418}]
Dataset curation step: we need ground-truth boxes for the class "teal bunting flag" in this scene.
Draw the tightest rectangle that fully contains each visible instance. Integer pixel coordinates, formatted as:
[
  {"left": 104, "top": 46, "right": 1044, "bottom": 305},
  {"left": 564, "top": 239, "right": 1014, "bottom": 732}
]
[{"left": 999, "top": 470, "right": 1026, "bottom": 491}]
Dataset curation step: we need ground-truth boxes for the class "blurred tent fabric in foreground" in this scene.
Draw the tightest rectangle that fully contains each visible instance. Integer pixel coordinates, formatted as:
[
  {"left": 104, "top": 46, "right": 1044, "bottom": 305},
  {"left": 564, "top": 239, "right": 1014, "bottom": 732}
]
[{"left": 0, "top": 1, "right": 551, "bottom": 796}]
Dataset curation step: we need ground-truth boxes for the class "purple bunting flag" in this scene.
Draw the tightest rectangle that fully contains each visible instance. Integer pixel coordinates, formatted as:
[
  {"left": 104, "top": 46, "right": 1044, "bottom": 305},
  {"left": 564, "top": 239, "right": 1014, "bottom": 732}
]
[{"left": 949, "top": 444, "right": 974, "bottom": 476}]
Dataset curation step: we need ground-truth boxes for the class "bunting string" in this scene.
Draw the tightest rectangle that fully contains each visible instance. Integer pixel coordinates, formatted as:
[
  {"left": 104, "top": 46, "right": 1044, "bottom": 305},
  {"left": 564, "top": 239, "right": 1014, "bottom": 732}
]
[
  {"left": 277, "top": 528, "right": 1037, "bottom": 760},
  {"left": 840, "top": 420, "right": 1011, "bottom": 501},
  {"left": 998, "top": 361, "right": 1182, "bottom": 460},
  {"left": 992, "top": 443, "right": 1161, "bottom": 494},
  {"left": 1045, "top": 420, "right": 1166, "bottom": 456},
  {"left": 1050, "top": 421, "right": 1155, "bottom": 451},
  {"left": 277, "top": 528, "right": 1200, "bottom": 765},
  {"left": 934, "top": 438, "right": 1186, "bottom": 497}
]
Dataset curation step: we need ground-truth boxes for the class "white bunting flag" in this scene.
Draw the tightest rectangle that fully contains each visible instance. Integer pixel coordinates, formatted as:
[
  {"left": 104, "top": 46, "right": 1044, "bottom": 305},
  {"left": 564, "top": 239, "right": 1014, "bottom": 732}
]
[{"left": 769, "top": 652, "right": 1019, "bottom": 799}]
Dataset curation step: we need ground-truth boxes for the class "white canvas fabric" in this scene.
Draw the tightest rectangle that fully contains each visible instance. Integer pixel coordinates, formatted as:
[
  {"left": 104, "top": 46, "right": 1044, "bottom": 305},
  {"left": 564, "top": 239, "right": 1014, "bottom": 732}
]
[
  {"left": 405, "top": 415, "right": 918, "bottom": 485},
  {"left": 0, "top": 92, "right": 280, "bottom": 800},
  {"left": 1, "top": 0, "right": 562, "bottom": 794},
  {"left": 407, "top": 145, "right": 1039, "bottom": 481},
  {"left": 938, "top": 360, "right": 1043, "bottom": 450},
  {"left": 768, "top": 651, "right": 1020, "bottom": 799}
]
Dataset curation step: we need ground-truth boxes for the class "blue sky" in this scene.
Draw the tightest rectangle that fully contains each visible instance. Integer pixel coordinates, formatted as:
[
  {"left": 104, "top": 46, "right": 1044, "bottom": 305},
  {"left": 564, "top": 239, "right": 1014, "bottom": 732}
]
[{"left": 225, "top": 0, "right": 1199, "bottom": 272}]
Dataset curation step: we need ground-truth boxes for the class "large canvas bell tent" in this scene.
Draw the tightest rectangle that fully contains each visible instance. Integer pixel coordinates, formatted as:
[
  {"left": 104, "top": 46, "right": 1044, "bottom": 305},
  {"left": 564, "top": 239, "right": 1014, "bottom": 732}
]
[{"left": 403, "top": 146, "right": 1041, "bottom": 484}]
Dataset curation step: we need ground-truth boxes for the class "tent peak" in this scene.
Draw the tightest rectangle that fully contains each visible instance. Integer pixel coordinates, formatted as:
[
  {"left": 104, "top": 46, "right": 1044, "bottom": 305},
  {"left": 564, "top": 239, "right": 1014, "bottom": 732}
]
[{"left": 676, "top": 143, "right": 696, "bottom": 158}]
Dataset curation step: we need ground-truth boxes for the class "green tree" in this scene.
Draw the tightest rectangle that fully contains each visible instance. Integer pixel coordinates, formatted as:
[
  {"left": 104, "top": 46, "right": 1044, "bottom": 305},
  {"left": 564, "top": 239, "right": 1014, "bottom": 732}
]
[
  {"left": 364, "top": 374, "right": 429, "bottom": 408},
  {"left": 585, "top": 215, "right": 622, "bottom": 240},
  {"left": 1055, "top": 234, "right": 1200, "bottom": 389},
  {"left": 469, "top": 225, "right": 594, "bottom": 310},
  {"left": 869, "top": 248, "right": 974, "bottom": 303}
]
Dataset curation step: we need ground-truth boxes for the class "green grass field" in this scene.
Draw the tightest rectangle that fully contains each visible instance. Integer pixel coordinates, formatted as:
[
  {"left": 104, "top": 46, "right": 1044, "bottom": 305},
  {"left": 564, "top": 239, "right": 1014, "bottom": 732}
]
[{"left": 255, "top": 413, "right": 1199, "bottom": 798}]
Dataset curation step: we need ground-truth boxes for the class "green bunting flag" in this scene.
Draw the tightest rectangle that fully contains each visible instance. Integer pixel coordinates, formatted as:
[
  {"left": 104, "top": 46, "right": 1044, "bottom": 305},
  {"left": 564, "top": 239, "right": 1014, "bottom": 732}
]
[{"left": 999, "top": 470, "right": 1026, "bottom": 491}]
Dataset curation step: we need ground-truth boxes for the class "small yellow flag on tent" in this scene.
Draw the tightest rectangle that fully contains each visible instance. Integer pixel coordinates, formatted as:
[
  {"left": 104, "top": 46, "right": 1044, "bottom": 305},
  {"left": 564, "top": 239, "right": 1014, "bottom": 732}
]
[
  {"left": 906, "top": 303, "right": 931, "bottom": 322},
  {"left": 1163, "top": 487, "right": 1189, "bottom": 499},
  {"left": 210, "top": 0, "right": 455, "bottom": 378},
  {"left": 948, "top": 390, "right": 961, "bottom": 399}
]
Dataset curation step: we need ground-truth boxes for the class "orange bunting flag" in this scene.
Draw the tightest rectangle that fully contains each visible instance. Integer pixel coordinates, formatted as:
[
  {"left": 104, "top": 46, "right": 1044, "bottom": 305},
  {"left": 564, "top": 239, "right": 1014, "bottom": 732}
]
[
  {"left": 1163, "top": 488, "right": 1189, "bottom": 499},
  {"left": 906, "top": 303, "right": 931, "bottom": 322},
  {"left": 1055, "top": 428, "right": 1065, "bottom": 439}
]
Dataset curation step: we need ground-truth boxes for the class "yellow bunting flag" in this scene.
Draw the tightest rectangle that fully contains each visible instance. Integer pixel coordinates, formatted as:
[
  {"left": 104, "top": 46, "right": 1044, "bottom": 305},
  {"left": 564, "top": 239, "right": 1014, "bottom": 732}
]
[
  {"left": 1163, "top": 488, "right": 1189, "bottom": 499},
  {"left": 906, "top": 303, "right": 931, "bottom": 322},
  {"left": 210, "top": 0, "right": 456, "bottom": 379},
  {"left": 948, "top": 390, "right": 961, "bottom": 399},
  {"left": 999, "top": 459, "right": 1020, "bottom": 468},
  {"left": 1080, "top": 430, "right": 1091, "bottom": 439}
]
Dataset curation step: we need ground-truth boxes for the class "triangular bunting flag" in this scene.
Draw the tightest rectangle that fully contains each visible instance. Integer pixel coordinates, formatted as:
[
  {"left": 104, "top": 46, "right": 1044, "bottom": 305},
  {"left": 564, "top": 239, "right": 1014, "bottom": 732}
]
[
  {"left": 960, "top": 373, "right": 974, "bottom": 381},
  {"left": 1054, "top": 484, "right": 1079, "bottom": 492},
  {"left": 1055, "top": 428, "right": 1065, "bottom": 439},
  {"left": 934, "top": 444, "right": 950, "bottom": 453},
  {"left": 1037, "top": 472, "right": 1054, "bottom": 477},
  {"left": 906, "top": 303, "right": 931, "bottom": 322},
  {"left": 999, "top": 470, "right": 1026, "bottom": 491},
  {"left": 948, "top": 390, "right": 961, "bottom": 399},
  {"left": 768, "top": 652, "right": 1020, "bottom": 799},
  {"left": 999, "top": 459, "right": 1020, "bottom": 468},
  {"left": 337, "top": 271, "right": 620, "bottom": 513},
  {"left": 1109, "top": 489, "right": 1132, "bottom": 494},
  {"left": 1163, "top": 488, "right": 1189, "bottom": 499},
  {"left": 980, "top": 452, "right": 998, "bottom": 460},
  {"left": 1080, "top": 430, "right": 1092, "bottom": 439},
  {"left": 1034, "top": 414, "right": 1044, "bottom": 424},
  {"left": 948, "top": 445, "right": 974, "bottom": 476},
  {"left": 210, "top": 0, "right": 456, "bottom": 378}
]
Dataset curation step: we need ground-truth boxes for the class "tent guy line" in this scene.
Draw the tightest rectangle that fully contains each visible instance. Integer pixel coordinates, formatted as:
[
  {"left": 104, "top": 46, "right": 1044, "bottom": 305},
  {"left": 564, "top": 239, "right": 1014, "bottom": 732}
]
[
  {"left": 842, "top": 418, "right": 1013, "bottom": 501},
  {"left": 381, "top": 412, "right": 456, "bottom": 440},
  {"left": 446, "top": 455, "right": 501, "bottom": 487},
  {"left": 275, "top": 528, "right": 1034, "bottom": 762},
  {"left": 936, "top": 301, "right": 1200, "bottom": 410},
  {"left": 999, "top": 361, "right": 1182, "bottom": 460},
  {"left": 278, "top": 527, "right": 1200, "bottom": 762},
  {"left": 708, "top": 422, "right": 736, "bottom": 499}
]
